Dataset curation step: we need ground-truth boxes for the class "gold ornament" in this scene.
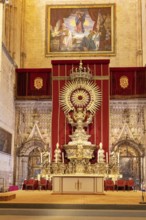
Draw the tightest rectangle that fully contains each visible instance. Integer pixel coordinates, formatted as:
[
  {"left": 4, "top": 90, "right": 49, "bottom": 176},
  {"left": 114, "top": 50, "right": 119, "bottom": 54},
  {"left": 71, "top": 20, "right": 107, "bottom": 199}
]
[
  {"left": 34, "top": 77, "right": 43, "bottom": 90},
  {"left": 59, "top": 79, "right": 102, "bottom": 114},
  {"left": 120, "top": 76, "right": 129, "bottom": 89}
]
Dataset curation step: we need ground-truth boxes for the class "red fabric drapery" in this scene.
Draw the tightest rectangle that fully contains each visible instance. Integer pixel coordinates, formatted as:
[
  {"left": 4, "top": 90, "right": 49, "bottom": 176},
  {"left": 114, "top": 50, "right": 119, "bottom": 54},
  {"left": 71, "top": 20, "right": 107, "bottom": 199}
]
[
  {"left": 51, "top": 7, "right": 111, "bottom": 30},
  {"left": 50, "top": 9, "right": 74, "bottom": 28},
  {"left": 88, "top": 7, "right": 111, "bottom": 30},
  {"left": 110, "top": 67, "right": 146, "bottom": 98},
  {"left": 16, "top": 68, "right": 52, "bottom": 99},
  {"left": 51, "top": 59, "right": 110, "bottom": 161}
]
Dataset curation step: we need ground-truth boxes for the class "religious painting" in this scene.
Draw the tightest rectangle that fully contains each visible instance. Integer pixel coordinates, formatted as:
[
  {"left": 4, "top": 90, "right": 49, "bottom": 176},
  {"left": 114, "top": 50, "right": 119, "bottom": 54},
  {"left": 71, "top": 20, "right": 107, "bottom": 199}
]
[
  {"left": 46, "top": 4, "right": 115, "bottom": 57},
  {"left": 0, "top": 127, "right": 12, "bottom": 155},
  {"left": 119, "top": 157, "right": 140, "bottom": 184}
]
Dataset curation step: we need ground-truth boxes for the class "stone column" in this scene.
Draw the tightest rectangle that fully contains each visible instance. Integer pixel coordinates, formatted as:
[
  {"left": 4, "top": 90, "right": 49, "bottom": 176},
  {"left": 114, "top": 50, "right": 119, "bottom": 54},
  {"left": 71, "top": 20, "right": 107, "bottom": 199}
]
[
  {"left": 143, "top": 106, "right": 146, "bottom": 184},
  {"left": 136, "top": 0, "right": 143, "bottom": 66},
  {"left": 142, "top": 0, "right": 146, "bottom": 66},
  {"left": 0, "top": 2, "right": 3, "bottom": 74}
]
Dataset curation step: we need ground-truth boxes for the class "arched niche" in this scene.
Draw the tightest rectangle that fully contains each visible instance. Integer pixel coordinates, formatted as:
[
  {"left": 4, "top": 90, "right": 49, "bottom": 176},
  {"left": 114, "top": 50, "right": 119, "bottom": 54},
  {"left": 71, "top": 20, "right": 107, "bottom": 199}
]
[
  {"left": 112, "top": 139, "right": 144, "bottom": 188},
  {"left": 16, "top": 139, "right": 45, "bottom": 184}
]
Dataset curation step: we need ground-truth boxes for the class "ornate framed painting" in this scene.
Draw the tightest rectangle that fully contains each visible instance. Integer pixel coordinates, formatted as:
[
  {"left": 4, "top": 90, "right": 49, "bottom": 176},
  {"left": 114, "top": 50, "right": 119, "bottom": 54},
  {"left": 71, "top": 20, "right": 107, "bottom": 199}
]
[
  {"left": 46, "top": 4, "right": 115, "bottom": 57},
  {"left": 0, "top": 127, "right": 12, "bottom": 155}
]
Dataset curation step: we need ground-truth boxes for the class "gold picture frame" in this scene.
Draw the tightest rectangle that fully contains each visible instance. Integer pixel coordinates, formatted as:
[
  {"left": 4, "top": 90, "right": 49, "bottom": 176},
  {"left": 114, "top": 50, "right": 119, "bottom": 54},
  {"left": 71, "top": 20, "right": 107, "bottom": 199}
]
[{"left": 46, "top": 4, "right": 115, "bottom": 57}]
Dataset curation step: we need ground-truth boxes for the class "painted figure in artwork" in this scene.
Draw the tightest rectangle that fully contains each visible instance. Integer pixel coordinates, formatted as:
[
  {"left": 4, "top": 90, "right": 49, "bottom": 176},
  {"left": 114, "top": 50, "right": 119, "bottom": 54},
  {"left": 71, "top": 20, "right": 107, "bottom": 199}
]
[
  {"left": 80, "top": 28, "right": 100, "bottom": 51},
  {"left": 75, "top": 11, "right": 86, "bottom": 33}
]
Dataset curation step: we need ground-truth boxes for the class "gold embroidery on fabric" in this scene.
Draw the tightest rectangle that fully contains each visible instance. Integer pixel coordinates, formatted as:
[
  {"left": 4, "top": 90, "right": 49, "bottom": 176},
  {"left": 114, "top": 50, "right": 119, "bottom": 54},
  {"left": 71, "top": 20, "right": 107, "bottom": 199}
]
[
  {"left": 34, "top": 77, "right": 43, "bottom": 90},
  {"left": 120, "top": 76, "right": 129, "bottom": 89}
]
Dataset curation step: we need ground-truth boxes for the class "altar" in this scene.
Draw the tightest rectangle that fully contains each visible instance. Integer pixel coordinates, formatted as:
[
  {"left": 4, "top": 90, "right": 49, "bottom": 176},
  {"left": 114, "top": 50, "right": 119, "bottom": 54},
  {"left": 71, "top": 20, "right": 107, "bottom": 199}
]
[
  {"left": 52, "top": 175, "right": 104, "bottom": 194},
  {"left": 38, "top": 61, "right": 120, "bottom": 187}
]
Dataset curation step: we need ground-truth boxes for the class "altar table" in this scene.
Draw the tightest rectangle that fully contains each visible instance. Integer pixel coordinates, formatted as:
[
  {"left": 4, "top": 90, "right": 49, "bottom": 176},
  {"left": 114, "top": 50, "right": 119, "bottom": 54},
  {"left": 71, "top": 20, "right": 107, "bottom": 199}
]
[{"left": 52, "top": 175, "right": 104, "bottom": 194}]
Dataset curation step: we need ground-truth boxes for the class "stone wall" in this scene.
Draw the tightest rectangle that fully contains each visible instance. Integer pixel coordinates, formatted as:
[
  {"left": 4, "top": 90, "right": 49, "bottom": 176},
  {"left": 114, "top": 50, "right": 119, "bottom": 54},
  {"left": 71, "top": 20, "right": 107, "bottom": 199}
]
[
  {"left": 0, "top": 47, "right": 16, "bottom": 189},
  {"left": 14, "top": 100, "right": 52, "bottom": 185},
  {"left": 142, "top": 0, "right": 146, "bottom": 66},
  {"left": 2, "top": 0, "right": 144, "bottom": 68},
  {"left": 110, "top": 99, "right": 146, "bottom": 182},
  {"left": 24, "top": 0, "right": 142, "bottom": 68}
]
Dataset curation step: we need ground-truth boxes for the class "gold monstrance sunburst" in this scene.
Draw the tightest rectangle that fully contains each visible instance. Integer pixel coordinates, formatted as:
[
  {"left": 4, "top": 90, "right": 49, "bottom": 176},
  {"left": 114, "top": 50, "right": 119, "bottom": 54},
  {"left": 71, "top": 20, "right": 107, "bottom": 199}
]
[{"left": 59, "top": 61, "right": 102, "bottom": 115}]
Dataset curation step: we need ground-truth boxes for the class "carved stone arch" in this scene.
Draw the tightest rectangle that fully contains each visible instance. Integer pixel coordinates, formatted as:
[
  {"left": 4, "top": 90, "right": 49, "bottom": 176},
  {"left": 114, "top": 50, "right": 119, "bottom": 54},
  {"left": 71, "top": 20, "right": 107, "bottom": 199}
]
[
  {"left": 16, "top": 139, "right": 46, "bottom": 182},
  {"left": 111, "top": 139, "right": 143, "bottom": 187},
  {"left": 112, "top": 139, "right": 144, "bottom": 157},
  {"left": 17, "top": 139, "right": 45, "bottom": 157}
]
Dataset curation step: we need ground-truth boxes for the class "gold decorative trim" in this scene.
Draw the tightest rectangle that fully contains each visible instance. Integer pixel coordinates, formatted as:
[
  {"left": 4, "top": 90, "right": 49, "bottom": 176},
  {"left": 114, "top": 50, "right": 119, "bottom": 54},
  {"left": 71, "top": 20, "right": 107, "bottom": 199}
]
[
  {"left": 52, "top": 76, "right": 70, "bottom": 81},
  {"left": 93, "top": 76, "right": 109, "bottom": 80},
  {"left": 52, "top": 75, "right": 109, "bottom": 81}
]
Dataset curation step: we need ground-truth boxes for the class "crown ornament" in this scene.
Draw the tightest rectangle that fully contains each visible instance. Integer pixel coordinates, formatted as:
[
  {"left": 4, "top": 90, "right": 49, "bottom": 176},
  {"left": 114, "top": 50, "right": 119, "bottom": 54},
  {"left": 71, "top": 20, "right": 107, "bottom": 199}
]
[{"left": 70, "top": 60, "right": 93, "bottom": 81}]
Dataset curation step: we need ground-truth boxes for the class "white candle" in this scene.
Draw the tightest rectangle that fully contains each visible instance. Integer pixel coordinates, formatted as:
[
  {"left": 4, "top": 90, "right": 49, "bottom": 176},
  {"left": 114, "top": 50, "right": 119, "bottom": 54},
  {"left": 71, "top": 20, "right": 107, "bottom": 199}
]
[
  {"left": 38, "top": 174, "right": 40, "bottom": 181},
  {"left": 106, "top": 152, "right": 108, "bottom": 163},
  {"left": 99, "top": 142, "right": 102, "bottom": 149},
  {"left": 118, "top": 152, "right": 120, "bottom": 164},
  {"left": 46, "top": 175, "right": 48, "bottom": 180},
  {"left": 62, "top": 152, "right": 64, "bottom": 163}
]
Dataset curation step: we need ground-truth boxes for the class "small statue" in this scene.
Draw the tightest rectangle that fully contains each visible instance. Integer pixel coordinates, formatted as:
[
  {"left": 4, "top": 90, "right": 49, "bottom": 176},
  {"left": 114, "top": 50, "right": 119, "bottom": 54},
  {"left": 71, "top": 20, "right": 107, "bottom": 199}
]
[
  {"left": 98, "top": 142, "right": 105, "bottom": 163},
  {"left": 54, "top": 143, "right": 61, "bottom": 163}
]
